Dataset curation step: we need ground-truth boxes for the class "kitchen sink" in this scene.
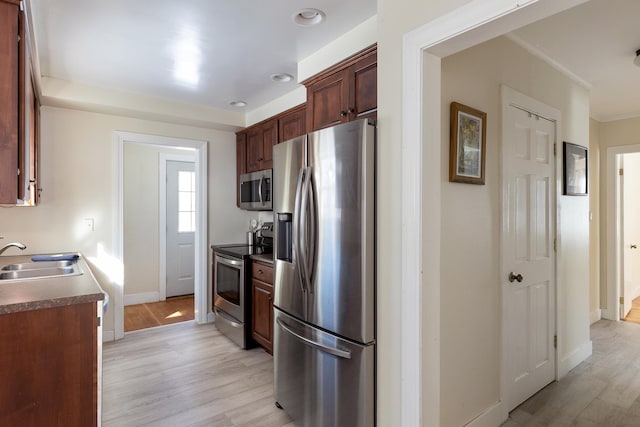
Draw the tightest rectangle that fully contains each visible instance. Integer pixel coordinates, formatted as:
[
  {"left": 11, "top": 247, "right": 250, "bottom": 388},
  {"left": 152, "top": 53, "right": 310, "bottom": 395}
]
[
  {"left": 0, "top": 261, "right": 82, "bottom": 281},
  {"left": 1, "top": 260, "right": 74, "bottom": 271}
]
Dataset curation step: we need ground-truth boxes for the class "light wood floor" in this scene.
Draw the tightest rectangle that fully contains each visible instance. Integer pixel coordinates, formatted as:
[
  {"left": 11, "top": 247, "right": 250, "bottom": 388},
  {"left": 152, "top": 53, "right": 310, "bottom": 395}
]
[
  {"left": 104, "top": 318, "right": 640, "bottom": 426},
  {"left": 124, "top": 295, "right": 195, "bottom": 332},
  {"left": 102, "top": 320, "right": 294, "bottom": 427},
  {"left": 503, "top": 319, "right": 640, "bottom": 426},
  {"left": 624, "top": 296, "right": 640, "bottom": 324}
]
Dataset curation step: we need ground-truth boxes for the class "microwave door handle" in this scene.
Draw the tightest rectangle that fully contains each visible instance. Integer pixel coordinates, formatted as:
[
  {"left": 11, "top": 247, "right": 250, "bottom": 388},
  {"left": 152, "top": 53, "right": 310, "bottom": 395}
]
[{"left": 258, "top": 174, "right": 264, "bottom": 205}]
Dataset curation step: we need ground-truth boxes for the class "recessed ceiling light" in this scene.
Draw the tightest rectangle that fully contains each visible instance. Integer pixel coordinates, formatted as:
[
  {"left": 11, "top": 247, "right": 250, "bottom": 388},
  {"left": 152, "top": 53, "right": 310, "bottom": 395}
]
[
  {"left": 271, "top": 73, "right": 293, "bottom": 83},
  {"left": 293, "top": 8, "right": 325, "bottom": 26},
  {"left": 229, "top": 101, "right": 247, "bottom": 108}
]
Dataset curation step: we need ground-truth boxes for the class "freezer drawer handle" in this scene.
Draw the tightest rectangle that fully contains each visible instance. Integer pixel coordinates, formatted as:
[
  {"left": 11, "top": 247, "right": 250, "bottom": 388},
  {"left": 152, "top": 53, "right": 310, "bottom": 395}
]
[{"left": 277, "top": 318, "right": 351, "bottom": 359}]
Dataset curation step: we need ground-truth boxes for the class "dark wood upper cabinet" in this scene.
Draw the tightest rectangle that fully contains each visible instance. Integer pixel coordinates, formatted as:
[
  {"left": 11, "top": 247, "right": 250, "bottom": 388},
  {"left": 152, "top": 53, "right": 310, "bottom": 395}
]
[
  {"left": 236, "top": 132, "right": 246, "bottom": 207},
  {"left": 0, "top": 0, "right": 40, "bottom": 205},
  {"left": 0, "top": 0, "right": 19, "bottom": 204},
  {"left": 278, "top": 104, "right": 307, "bottom": 143},
  {"left": 245, "top": 118, "right": 277, "bottom": 173},
  {"left": 304, "top": 44, "right": 377, "bottom": 132}
]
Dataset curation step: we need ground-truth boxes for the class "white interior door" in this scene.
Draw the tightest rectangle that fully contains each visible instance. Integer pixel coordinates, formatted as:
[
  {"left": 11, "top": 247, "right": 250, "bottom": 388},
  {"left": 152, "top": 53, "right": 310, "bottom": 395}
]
[
  {"left": 166, "top": 160, "right": 195, "bottom": 298},
  {"left": 621, "top": 153, "right": 640, "bottom": 317},
  {"left": 502, "top": 102, "right": 556, "bottom": 411}
]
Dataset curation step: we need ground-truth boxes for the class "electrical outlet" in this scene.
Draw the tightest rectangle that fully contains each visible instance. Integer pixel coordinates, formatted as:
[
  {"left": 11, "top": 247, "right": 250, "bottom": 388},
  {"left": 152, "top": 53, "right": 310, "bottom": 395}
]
[{"left": 84, "top": 218, "right": 94, "bottom": 232}]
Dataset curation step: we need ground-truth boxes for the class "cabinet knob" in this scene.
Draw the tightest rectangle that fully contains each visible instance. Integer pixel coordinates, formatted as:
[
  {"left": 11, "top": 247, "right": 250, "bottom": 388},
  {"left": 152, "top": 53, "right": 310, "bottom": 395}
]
[
  {"left": 347, "top": 108, "right": 355, "bottom": 114},
  {"left": 340, "top": 111, "right": 347, "bottom": 117},
  {"left": 258, "top": 269, "right": 263, "bottom": 275}
]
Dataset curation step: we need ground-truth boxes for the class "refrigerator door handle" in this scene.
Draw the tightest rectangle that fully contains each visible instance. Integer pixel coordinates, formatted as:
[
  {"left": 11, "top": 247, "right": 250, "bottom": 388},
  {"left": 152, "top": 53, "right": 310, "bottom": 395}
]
[
  {"left": 299, "top": 167, "right": 312, "bottom": 293},
  {"left": 276, "top": 318, "right": 352, "bottom": 359},
  {"left": 293, "top": 168, "right": 308, "bottom": 295},
  {"left": 306, "top": 168, "right": 317, "bottom": 292}
]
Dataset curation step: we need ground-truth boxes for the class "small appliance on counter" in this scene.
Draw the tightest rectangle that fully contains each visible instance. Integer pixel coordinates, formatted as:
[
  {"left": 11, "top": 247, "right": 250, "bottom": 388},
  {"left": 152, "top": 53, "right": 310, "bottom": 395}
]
[{"left": 212, "top": 223, "right": 273, "bottom": 348}]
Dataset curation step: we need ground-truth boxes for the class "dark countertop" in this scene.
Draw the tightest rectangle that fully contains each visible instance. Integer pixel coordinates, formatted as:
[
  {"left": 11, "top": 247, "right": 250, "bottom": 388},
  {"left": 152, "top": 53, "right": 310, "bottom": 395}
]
[
  {"left": 250, "top": 253, "right": 274, "bottom": 265},
  {"left": 0, "top": 254, "right": 105, "bottom": 315}
]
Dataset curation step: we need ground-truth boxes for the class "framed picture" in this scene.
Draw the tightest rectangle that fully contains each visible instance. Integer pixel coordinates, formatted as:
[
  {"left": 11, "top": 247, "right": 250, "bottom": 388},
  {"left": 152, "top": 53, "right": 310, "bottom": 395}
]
[
  {"left": 563, "top": 142, "right": 588, "bottom": 196},
  {"left": 449, "top": 102, "right": 487, "bottom": 185}
]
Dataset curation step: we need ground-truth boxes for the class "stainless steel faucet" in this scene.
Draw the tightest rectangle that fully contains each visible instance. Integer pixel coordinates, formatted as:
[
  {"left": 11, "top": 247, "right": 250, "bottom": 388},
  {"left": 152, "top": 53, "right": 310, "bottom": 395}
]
[{"left": 0, "top": 242, "right": 27, "bottom": 255}]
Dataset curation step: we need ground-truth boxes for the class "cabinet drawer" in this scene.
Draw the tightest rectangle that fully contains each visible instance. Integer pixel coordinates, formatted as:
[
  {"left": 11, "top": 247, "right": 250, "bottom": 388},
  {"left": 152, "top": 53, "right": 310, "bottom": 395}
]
[{"left": 252, "top": 262, "right": 273, "bottom": 284}]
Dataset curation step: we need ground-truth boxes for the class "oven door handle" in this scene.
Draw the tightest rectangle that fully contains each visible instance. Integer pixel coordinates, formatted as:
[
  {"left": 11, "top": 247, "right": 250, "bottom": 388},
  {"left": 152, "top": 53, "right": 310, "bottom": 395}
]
[
  {"left": 215, "top": 254, "right": 243, "bottom": 267},
  {"left": 214, "top": 307, "right": 242, "bottom": 328}
]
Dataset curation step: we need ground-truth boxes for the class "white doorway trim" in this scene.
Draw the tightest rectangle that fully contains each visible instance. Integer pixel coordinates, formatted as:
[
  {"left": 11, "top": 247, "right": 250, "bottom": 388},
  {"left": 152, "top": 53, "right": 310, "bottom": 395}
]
[
  {"left": 604, "top": 144, "right": 640, "bottom": 321},
  {"left": 114, "top": 132, "right": 208, "bottom": 340},
  {"left": 159, "top": 153, "right": 197, "bottom": 302},
  {"left": 400, "top": 0, "right": 587, "bottom": 425}
]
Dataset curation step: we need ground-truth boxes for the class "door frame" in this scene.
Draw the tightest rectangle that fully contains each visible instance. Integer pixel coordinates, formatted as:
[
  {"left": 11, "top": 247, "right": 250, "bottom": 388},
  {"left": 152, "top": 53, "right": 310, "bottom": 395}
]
[
  {"left": 400, "top": 0, "right": 586, "bottom": 424},
  {"left": 159, "top": 153, "right": 197, "bottom": 301},
  {"left": 604, "top": 144, "right": 640, "bottom": 321},
  {"left": 114, "top": 132, "right": 208, "bottom": 340},
  {"left": 500, "top": 85, "right": 560, "bottom": 411}
]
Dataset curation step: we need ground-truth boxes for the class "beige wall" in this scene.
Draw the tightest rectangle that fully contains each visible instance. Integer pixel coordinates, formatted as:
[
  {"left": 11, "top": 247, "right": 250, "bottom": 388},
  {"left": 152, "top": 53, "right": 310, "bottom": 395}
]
[
  {"left": 123, "top": 144, "right": 187, "bottom": 298},
  {"left": 376, "top": 1, "right": 476, "bottom": 424},
  {"left": 597, "top": 116, "right": 640, "bottom": 312},
  {"left": 589, "top": 119, "right": 601, "bottom": 321},
  {"left": 0, "top": 106, "right": 252, "bottom": 337},
  {"left": 440, "top": 36, "right": 590, "bottom": 426}
]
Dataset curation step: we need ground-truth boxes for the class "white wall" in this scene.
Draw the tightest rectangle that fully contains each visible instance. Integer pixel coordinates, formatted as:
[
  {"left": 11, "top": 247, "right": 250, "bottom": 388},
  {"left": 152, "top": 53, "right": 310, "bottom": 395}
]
[{"left": 0, "top": 106, "right": 253, "bottom": 337}]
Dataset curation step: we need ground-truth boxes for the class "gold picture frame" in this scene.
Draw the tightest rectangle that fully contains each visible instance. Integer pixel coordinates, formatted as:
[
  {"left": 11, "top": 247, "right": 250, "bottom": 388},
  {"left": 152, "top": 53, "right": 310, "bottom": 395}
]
[{"left": 449, "top": 102, "right": 487, "bottom": 185}]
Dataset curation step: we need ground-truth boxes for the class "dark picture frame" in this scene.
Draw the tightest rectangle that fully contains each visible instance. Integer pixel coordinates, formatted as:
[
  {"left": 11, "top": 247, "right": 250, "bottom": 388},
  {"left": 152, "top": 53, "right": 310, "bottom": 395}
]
[
  {"left": 563, "top": 141, "right": 588, "bottom": 196},
  {"left": 449, "top": 102, "right": 487, "bottom": 185}
]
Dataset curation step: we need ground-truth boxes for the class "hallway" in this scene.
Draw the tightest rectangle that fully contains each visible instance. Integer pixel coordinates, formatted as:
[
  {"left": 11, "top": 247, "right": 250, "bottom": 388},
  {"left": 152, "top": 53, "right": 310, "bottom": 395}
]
[{"left": 504, "top": 320, "right": 640, "bottom": 426}]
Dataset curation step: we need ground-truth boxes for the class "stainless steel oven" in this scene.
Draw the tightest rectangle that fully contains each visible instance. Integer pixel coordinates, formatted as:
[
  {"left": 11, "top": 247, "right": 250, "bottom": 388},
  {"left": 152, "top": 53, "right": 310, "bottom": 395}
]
[
  {"left": 212, "top": 238, "right": 273, "bottom": 349},
  {"left": 213, "top": 252, "right": 248, "bottom": 348}
]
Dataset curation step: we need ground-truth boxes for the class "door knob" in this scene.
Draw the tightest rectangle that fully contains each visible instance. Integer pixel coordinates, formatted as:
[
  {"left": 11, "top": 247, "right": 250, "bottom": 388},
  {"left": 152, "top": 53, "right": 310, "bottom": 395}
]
[
  {"left": 632, "top": 244, "right": 637, "bottom": 249},
  {"left": 509, "top": 272, "right": 523, "bottom": 283}
]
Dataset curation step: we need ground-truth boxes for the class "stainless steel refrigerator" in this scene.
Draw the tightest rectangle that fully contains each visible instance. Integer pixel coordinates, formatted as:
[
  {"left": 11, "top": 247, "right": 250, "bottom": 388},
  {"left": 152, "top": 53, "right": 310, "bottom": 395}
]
[{"left": 273, "top": 119, "right": 376, "bottom": 427}]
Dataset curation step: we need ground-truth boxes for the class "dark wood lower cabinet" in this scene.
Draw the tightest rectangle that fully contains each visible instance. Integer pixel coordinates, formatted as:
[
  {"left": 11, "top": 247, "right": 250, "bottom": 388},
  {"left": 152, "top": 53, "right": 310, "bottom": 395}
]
[
  {"left": 0, "top": 303, "right": 98, "bottom": 426},
  {"left": 251, "top": 261, "right": 274, "bottom": 354}
]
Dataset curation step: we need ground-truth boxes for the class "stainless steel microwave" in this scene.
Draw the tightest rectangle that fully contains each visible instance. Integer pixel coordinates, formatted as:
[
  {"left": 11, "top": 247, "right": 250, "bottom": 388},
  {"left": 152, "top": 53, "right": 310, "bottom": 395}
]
[{"left": 239, "top": 169, "right": 272, "bottom": 211}]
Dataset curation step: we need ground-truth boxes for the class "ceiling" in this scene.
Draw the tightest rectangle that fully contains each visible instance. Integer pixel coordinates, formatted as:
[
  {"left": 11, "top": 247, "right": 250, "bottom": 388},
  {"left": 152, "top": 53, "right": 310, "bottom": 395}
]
[
  {"left": 511, "top": 0, "right": 640, "bottom": 122},
  {"left": 27, "top": 0, "right": 640, "bottom": 123},
  {"left": 29, "top": 0, "right": 376, "bottom": 113}
]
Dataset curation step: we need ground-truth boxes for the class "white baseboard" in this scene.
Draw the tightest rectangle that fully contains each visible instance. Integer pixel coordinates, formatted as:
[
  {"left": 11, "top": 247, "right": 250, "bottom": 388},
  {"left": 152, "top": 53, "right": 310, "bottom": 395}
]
[
  {"left": 590, "top": 309, "right": 602, "bottom": 324},
  {"left": 558, "top": 340, "right": 593, "bottom": 379},
  {"left": 124, "top": 291, "right": 160, "bottom": 306},
  {"left": 464, "top": 400, "right": 506, "bottom": 427},
  {"left": 103, "top": 330, "right": 115, "bottom": 342}
]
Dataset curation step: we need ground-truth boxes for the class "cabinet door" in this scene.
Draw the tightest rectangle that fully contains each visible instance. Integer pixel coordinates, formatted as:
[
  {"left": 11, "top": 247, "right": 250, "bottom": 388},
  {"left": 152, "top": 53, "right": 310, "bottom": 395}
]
[
  {"left": 245, "top": 127, "right": 262, "bottom": 173},
  {"left": 236, "top": 132, "right": 246, "bottom": 207},
  {"left": 350, "top": 50, "right": 377, "bottom": 121},
  {"left": 252, "top": 279, "right": 274, "bottom": 353},
  {"left": 0, "top": 1, "right": 19, "bottom": 204},
  {"left": 306, "top": 69, "right": 350, "bottom": 132},
  {"left": 260, "top": 119, "right": 277, "bottom": 170},
  {"left": 278, "top": 105, "right": 306, "bottom": 143}
]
